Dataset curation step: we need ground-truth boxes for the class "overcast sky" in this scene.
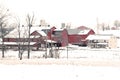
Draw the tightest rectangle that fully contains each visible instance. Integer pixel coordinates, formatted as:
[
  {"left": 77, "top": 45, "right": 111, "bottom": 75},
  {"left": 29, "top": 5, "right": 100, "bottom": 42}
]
[{"left": 1, "top": 0, "right": 120, "bottom": 28}]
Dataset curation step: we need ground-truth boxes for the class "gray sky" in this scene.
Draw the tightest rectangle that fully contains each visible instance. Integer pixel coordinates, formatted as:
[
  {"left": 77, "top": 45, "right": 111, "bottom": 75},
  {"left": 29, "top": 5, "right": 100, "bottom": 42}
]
[{"left": 1, "top": 0, "right": 120, "bottom": 28}]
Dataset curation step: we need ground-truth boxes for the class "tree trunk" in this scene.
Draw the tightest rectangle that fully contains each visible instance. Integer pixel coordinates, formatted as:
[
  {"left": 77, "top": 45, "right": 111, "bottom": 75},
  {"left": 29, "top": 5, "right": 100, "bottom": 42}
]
[
  {"left": 1, "top": 25, "right": 5, "bottom": 58},
  {"left": 2, "top": 43, "right": 4, "bottom": 58}
]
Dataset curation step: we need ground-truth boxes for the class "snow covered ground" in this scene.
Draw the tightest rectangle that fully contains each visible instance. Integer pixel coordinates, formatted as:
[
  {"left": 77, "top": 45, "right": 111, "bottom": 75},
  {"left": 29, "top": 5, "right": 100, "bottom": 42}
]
[
  {"left": 0, "top": 64, "right": 120, "bottom": 80},
  {"left": 1, "top": 46, "right": 120, "bottom": 60},
  {"left": 0, "top": 46, "right": 120, "bottom": 80},
  {"left": 60, "top": 47, "right": 120, "bottom": 60}
]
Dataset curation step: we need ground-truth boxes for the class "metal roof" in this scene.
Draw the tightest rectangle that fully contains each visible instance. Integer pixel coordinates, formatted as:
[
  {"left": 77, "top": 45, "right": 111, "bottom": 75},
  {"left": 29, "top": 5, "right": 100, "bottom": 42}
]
[{"left": 67, "top": 29, "right": 80, "bottom": 35}]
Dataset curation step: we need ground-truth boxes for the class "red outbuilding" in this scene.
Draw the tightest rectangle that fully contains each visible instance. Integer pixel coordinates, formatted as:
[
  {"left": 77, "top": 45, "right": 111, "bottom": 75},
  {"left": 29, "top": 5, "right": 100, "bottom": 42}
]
[
  {"left": 67, "top": 26, "right": 95, "bottom": 46},
  {"left": 3, "top": 26, "right": 50, "bottom": 49}
]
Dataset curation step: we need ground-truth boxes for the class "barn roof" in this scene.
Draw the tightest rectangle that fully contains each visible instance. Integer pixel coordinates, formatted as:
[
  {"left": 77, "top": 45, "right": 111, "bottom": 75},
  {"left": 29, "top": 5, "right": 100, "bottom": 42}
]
[
  {"left": 67, "top": 29, "right": 91, "bottom": 35},
  {"left": 5, "top": 27, "right": 48, "bottom": 38},
  {"left": 86, "top": 34, "right": 113, "bottom": 40},
  {"left": 54, "top": 29, "right": 64, "bottom": 31},
  {"left": 77, "top": 26, "right": 90, "bottom": 30},
  {"left": 32, "top": 30, "right": 46, "bottom": 36},
  {"left": 0, "top": 42, "right": 36, "bottom": 45},
  {"left": 67, "top": 29, "right": 79, "bottom": 34},
  {"left": 78, "top": 30, "right": 91, "bottom": 35},
  {"left": 45, "top": 39, "right": 57, "bottom": 43}
]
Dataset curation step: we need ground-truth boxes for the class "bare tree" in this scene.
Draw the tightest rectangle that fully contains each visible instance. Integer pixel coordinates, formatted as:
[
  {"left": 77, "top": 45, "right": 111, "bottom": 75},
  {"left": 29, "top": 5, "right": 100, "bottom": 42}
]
[
  {"left": 19, "top": 27, "right": 29, "bottom": 60},
  {"left": 0, "top": 6, "right": 11, "bottom": 58},
  {"left": 26, "top": 13, "right": 35, "bottom": 59},
  {"left": 18, "top": 27, "right": 28, "bottom": 60},
  {"left": 15, "top": 17, "right": 22, "bottom": 60},
  {"left": 114, "top": 20, "right": 120, "bottom": 29}
]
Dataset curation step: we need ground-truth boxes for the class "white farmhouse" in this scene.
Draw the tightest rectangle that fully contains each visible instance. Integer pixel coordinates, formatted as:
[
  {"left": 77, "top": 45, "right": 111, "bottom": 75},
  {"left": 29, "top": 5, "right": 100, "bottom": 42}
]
[{"left": 86, "top": 34, "right": 117, "bottom": 49}]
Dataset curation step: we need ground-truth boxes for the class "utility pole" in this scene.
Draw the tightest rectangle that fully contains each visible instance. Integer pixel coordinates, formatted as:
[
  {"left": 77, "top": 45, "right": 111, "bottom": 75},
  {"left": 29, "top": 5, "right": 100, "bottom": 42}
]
[{"left": 67, "top": 30, "right": 69, "bottom": 59}]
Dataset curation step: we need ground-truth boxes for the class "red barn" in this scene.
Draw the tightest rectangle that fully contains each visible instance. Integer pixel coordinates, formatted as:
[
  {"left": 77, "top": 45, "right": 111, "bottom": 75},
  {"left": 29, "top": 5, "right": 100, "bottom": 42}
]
[
  {"left": 67, "top": 26, "right": 95, "bottom": 46},
  {"left": 50, "top": 29, "right": 68, "bottom": 47},
  {"left": 47, "top": 26, "right": 56, "bottom": 39}
]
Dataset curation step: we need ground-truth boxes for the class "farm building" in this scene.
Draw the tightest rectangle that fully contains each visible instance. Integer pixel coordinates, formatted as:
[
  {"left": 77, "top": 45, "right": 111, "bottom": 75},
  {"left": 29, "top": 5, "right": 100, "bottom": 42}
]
[
  {"left": 67, "top": 26, "right": 95, "bottom": 46},
  {"left": 86, "top": 34, "right": 117, "bottom": 48},
  {"left": 2, "top": 25, "right": 95, "bottom": 48},
  {"left": 48, "top": 26, "right": 95, "bottom": 47},
  {"left": 50, "top": 28, "right": 68, "bottom": 47},
  {"left": 99, "top": 30, "right": 120, "bottom": 48},
  {"left": 3, "top": 26, "right": 56, "bottom": 49}
]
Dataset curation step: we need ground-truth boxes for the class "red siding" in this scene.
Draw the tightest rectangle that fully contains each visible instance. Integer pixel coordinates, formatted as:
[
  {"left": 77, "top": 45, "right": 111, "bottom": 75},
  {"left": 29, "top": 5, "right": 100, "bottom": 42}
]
[
  {"left": 68, "top": 35, "right": 81, "bottom": 44},
  {"left": 47, "top": 27, "right": 56, "bottom": 39},
  {"left": 61, "top": 29, "right": 68, "bottom": 46},
  {"left": 50, "top": 29, "right": 68, "bottom": 47},
  {"left": 68, "top": 29, "right": 95, "bottom": 45}
]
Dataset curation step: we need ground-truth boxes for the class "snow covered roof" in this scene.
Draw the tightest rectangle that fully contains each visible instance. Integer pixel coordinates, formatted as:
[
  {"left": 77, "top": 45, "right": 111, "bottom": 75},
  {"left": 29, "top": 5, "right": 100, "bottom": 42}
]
[
  {"left": 54, "top": 29, "right": 64, "bottom": 31},
  {"left": 0, "top": 42, "right": 36, "bottom": 45},
  {"left": 86, "top": 34, "right": 112, "bottom": 40},
  {"left": 5, "top": 27, "right": 47, "bottom": 38},
  {"left": 78, "top": 30, "right": 90, "bottom": 35},
  {"left": 67, "top": 29, "right": 90, "bottom": 35},
  {"left": 5, "top": 29, "right": 20, "bottom": 38},
  {"left": 67, "top": 29, "right": 79, "bottom": 34},
  {"left": 45, "top": 40, "right": 57, "bottom": 43},
  {"left": 34, "top": 30, "right": 46, "bottom": 36},
  {"left": 30, "top": 26, "right": 51, "bottom": 32}
]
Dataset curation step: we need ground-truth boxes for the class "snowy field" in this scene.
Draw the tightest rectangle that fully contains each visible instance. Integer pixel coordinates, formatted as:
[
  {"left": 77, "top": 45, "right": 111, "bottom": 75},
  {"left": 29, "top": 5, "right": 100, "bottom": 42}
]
[
  {"left": 0, "top": 46, "right": 120, "bottom": 80},
  {"left": 1, "top": 46, "right": 120, "bottom": 60},
  {"left": 0, "top": 64, "right": 120, "bottom": 80}
]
